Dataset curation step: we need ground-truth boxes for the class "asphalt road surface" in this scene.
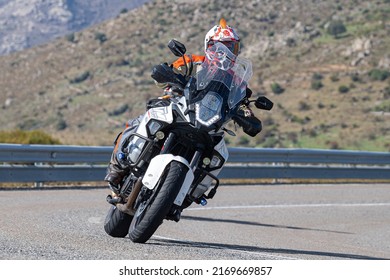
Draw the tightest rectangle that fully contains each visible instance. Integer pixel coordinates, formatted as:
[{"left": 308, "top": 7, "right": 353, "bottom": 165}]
[{"left": 1, "top": 184, "right": 389, "bottom": 260}]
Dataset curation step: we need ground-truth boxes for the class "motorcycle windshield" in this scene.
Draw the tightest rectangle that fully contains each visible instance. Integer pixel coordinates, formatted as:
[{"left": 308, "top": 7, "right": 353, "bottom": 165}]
[{"left": 197, "top": 42, "right": 253, "bottom": 109}]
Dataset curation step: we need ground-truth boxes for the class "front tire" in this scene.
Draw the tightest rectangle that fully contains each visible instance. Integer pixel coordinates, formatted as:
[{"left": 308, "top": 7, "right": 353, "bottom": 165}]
[
  {"left": 104, "top": 205, "right": 133, "bottom": 238},
  {"left": 128, "top": 161, "right": 188, "bottom": 243}
]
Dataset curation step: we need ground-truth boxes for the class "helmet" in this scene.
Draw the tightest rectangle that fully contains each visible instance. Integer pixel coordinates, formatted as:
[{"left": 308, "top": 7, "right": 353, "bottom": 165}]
[{"left": 204, "top": 18, "right": 240, "bottom": 56}]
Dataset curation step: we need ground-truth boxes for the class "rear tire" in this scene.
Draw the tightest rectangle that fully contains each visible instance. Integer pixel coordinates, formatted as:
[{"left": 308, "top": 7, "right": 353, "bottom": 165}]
[
  {"left": 104, "top": 205, "right": 133, "bottom": 238},
  {"left": 128, "top": 161, "right": 188, "bottom": 243}
]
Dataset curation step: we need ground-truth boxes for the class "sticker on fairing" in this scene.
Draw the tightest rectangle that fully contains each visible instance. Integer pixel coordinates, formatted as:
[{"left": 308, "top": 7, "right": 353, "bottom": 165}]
[{"left": 148, "top": 106, "right": 173, "bottom": 123}]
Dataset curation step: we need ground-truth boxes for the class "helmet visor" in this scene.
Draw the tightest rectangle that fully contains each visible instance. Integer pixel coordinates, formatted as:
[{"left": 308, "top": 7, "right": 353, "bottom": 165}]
[{"left": 208, "top": 40, "right": 239, "bottom": 55}]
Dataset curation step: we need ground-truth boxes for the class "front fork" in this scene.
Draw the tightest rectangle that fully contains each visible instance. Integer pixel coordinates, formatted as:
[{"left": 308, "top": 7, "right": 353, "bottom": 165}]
[
  {"left": 161, "top": 132, "right": 204, "bottom": 171},
  {"left": 162, "top": 133, "right": 220, "bottom": 205}
]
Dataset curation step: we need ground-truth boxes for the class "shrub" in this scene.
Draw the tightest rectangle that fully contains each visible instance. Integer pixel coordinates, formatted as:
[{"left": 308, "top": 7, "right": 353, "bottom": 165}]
[
  {"left": 0, "top": 130, "right": 61, "bottom": 144},
  {"left": 326, "top": 140, "right": 339, "bottom": 149},
  {"left": 368, "top": 133, "right": 376, "bottom": 140},
  {"left": 95, "top": 32, "right": 107, "bottom": 43},
  {"left": 299, "top": 101, "right": 311, "bottom": 111},
  {"left": 317, "top": 102, "right": 325, "bottom": 109},
  {"left": 311, "top": 80, "right": 323, "bottom": 90},
  {"left": 108, "top": 104, "right": 129, "bottom": 116},
  {"left": 350, "top": 73, "right": 361, "bottom": 82},
  {"left": 374, "top": 102, "right": 390, "bottom": 112},
  {"left": 271, "top": 82, "right": 284, "bottom": 94},
  {"left": 312, "top": 72, "right": 323, "bottom": 80},
  {"left": 70, "top": 71, "right": 90, "bottom": 84},
  {"left": 287, "top": 132, "right": 298, "bottom": 143},
  {"left": 307, "top": 129, "right": 318, "bottom": 137},
  {"left": 18, "top": 119, "right": 40, "bottom": 130},
  {"left": 65, "top": 33, "right": 75, "bottom": 43},
  {"left": 286, "top": 38, "right": 296, "bottom": 47},
  {"left": 107, "top": 57, "right": 129, "bottom": 68},
  {"left": 326, "top": 20, "right": 347, "bottom": 38},
  {"left": 56, "top": 119, "right": 67, "bottom": 131},
  {"left": 338, "top": 85, "right": 350, "bottom": 93},
  {"left": 384, "top": 87, "right": 390, "bottom": 99},
  {"left": 330, "top": 74, "right": 339, "bottom": 82},
  {"left": 261, "top": 136, "right": 280, "bottom": 148},
  {"left": 368, "top": 69, "right": 390, "bottom": 81},
  {"left": 311, "top": 72, "right": 323, "bottom": 90},
  {"left": 238, "top": 136, "right": 250, "bottom": 146}
]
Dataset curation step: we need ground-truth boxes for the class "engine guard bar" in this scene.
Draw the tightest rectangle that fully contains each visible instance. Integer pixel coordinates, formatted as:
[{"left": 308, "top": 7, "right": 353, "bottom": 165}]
[
  {"left": 190, "top": 168, "right": 220, "bottom": 200},
  {"left": 125, "top": 133, "right": 156, "bottom": 168}
]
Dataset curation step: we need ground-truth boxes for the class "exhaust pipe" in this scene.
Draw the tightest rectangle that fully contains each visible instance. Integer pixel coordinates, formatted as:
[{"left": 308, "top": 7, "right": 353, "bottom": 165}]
[{"left": 117, "top": 177, "right": 143, "bottom": 215}]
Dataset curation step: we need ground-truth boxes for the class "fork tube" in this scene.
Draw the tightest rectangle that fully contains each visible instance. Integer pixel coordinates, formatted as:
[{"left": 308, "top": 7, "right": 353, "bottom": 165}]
[
  {"left": 160, "top": 133, "right": 175, "bottom": 154},
  {"left": 190, "top": 150, "right": 202, "bottom": 172}
]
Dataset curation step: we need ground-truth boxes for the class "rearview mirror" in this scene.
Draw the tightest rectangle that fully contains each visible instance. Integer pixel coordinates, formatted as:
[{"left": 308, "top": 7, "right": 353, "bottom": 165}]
[
  {"left": 254, "top": 96, "right": 273, "bottom": 111},
  {"left": 168, "top": 39, "right": 186, "bottom": 57}
]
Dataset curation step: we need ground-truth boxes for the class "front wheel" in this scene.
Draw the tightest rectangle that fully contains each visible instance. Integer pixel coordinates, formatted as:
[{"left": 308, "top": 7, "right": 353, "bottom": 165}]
[
  {"left": 104, "top": 205, "right": 133, "bottom": 238},
  {"left": 128, "top": 161, "right": 188, "bottom": 243}
]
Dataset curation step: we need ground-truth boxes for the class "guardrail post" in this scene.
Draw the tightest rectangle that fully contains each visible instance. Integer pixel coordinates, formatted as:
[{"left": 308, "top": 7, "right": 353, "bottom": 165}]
[{"left": 34, "top": 162, "right": 44, "bottom": 188}]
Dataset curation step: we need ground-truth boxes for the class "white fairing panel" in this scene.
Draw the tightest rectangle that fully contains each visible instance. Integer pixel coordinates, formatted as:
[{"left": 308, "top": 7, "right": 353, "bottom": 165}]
[
  {"left": 142, "top": 154, "right": 194, "bottom": 206},
  {"left": 134, "top": 102, "right": 175, "bottom": 137},
  {"left": 142, "top": 154, "right": 194, "bottom": 189},
  {"left": 214, "top": 137, "right": 229, "bottom": 161}
]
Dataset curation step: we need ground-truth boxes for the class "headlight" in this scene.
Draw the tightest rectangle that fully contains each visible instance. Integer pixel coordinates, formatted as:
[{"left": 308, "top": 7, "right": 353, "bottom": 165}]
[
  {"left": 126, "top": 136, "right": 146, "bottom": 163},
  {"left": 147, "top": 120, "right": 162, "bottom": 135},
  {"left": 195, "top": 92, "right": 223, "bottom": 126}
]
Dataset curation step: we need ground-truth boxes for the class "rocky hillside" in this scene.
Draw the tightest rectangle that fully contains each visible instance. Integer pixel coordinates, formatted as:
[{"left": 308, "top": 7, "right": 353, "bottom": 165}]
[
  {"left": 0, "top": 0, "right": 389, "bottom": 151},
  {"left": 0, "top": 0, "right": 151, "bottom": 55}
]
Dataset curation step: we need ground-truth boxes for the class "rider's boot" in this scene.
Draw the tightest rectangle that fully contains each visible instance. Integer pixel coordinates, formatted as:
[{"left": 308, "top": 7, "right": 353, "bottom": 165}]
[
  {"left": 104, "top": 154, "right": 129, "bottom": 193},
  {"left": 104, "top": 118, "right": 141, "bottom": 191}
]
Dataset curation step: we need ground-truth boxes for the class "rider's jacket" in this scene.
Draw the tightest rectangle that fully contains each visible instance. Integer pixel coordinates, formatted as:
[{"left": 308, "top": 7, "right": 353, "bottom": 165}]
[
  {"left": 154, "top": 54, "right": 205, "bottom": 89},
  {"left": 171, "top": 54, "right": 205, "bottom": 75}
]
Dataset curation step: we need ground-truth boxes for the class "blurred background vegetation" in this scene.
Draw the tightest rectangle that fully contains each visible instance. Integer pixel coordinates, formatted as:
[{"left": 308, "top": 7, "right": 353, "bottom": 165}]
[
  {"left": 0, "top": 130, "right": 60, "bottom": 145},
  {"left": 0, "top": 0, "right": 389, "bottom": 150}
]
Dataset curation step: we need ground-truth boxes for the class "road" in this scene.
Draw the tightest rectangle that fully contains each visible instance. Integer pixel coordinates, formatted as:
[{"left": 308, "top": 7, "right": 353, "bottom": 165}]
[{"left": 0, "top": 184, "right": 389, "bottom": 260}]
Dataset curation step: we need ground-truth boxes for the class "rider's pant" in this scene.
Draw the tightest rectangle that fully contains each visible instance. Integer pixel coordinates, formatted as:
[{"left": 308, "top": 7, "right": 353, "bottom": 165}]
[{"left": 105, "top": 116, "right": 142, "bottom": 184}]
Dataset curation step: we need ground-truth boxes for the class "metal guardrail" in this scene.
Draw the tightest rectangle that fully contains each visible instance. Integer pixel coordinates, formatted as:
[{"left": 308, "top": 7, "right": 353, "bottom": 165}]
[{"left": 0, "top": 144, "right": 389, "bottom": 183}]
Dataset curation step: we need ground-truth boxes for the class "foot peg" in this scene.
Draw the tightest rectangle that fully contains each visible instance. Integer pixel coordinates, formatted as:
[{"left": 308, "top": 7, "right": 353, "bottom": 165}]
[{"left": 106, "top": 194, "right": 122, "bottom": 205}]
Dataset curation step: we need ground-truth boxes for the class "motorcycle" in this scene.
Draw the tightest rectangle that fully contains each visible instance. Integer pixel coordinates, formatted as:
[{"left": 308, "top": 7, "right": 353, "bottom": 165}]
[{"left": 103, "top": 39, "right": 273, "bottom": 243}]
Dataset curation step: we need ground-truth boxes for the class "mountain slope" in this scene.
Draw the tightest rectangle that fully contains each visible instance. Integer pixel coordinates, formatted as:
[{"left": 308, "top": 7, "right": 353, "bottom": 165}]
[
  {"left": 0, "top": 0, "right": 151, "bottom": 55},
  {"left": 0, "top": 0, "right": 389, "bottom": 150}
]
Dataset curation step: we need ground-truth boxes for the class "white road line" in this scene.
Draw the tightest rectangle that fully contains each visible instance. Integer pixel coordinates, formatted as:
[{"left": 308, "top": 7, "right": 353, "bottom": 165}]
[
  {"left": 186, "top": 202, "right": 390, "bottom": 211},
  {"left": 153, "top": 235, "right": 299, "bottom": 260}
]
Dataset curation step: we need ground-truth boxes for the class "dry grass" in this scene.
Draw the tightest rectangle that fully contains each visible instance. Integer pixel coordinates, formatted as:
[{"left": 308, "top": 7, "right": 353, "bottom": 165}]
[{"left": 0, "top": 0, "right": 389, "bottom": 151}]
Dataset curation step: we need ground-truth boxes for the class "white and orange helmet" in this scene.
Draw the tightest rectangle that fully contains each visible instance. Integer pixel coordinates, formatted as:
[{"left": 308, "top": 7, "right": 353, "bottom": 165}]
[{"left": 204, "top": 18, "right": 240, "bottom": 55}]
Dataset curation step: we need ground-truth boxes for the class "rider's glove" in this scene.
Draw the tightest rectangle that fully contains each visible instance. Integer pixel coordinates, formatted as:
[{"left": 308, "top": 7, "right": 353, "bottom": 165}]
[{"left": 232, "top": 104, "right": 262, "bottom": 137}]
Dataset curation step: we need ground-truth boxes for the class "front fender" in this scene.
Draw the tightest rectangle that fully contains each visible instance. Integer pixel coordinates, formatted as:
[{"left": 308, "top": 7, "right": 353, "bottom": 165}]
[{"left": 142, "top": 154, "right": 194, "bottom": 206}]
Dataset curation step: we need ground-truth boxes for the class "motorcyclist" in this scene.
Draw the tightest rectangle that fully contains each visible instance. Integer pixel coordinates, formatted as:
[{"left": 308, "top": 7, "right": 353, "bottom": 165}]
[{"left": 104, "top": 18, "right": 262, "bottom": 190}]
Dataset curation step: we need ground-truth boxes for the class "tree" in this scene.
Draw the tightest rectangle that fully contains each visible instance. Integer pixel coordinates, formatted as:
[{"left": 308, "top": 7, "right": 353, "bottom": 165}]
[{"left": 327, "top": 20, "right": 347, "bottom": 38}]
